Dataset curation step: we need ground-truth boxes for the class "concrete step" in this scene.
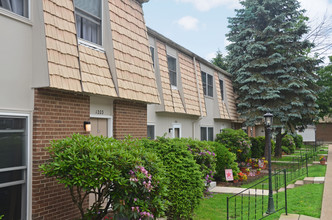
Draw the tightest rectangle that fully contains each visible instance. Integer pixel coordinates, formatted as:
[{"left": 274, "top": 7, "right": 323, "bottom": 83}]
[
  {"left": 294, "top": 180, "right": 304, "bottom": 187},
  {"left": 287, "top": 184, "right": 295, "bottom": 189},
  {"left": 208, "top": 181, "right": 216, "bottom": 190},
  {"left": 279, "top": 213, "right": 319, "bottom": 220},
  {"left": 303, "top": 177, "right": 325, "bottom": 184}
]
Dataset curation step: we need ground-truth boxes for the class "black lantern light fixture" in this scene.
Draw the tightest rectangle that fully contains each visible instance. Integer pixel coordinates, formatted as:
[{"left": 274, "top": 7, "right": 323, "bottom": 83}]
[{"left": 264, "top": 112, "right": 275, "bottom": 214}]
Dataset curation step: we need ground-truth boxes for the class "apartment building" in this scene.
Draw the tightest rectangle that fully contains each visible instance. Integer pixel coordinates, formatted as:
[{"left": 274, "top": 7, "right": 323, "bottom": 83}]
[
  {"left": 147, "top": 28, "right": 241, "bottom": 141},
  {"left": 0, "top": 0, "right": 159, "bottom": 219}
]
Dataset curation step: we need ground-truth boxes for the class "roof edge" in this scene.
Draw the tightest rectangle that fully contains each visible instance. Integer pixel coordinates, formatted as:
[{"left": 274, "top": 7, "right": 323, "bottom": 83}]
[{"left": 147, "top": 27, "right": 232, "bottom": 77}]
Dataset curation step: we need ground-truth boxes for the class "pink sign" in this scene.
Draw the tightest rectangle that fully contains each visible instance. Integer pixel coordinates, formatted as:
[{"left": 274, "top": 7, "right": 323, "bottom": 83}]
[
  {"left": 225, "top": 169, "right": 233, "bottom": 181},
  {"left": 258, "top": 160, "right": 264, "bottom": 168}
]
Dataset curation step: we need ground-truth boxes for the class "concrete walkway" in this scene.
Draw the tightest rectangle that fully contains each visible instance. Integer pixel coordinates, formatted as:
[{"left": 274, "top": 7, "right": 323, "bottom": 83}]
[
  {"left": 320, "top": 144, "right": 332, "bottom": 220},
  {"left": 279, "top": 213, "right": 319, "bottom": 220},
  {"left": 210, "top": 186, "right": 272, "bottom": 196}
]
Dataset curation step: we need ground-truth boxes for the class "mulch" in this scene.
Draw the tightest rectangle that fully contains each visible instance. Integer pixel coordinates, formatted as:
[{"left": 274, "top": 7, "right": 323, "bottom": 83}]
[{"left": 217, "top": 172, "right": 268, "bottom": 187}]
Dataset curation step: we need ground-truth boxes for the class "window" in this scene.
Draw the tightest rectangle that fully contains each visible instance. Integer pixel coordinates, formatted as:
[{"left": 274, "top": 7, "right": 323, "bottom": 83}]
[
  {"left": 0, "top": 0, "right": 28, "bottom": 17},
  {"left": 0, "top": 116, "right": 28, "bottom": 220},
  {"left": 201, "top": 127, "right": 214, "bottom": 141},
  {"left": 167, "top": 55, "right": 177, "bottom": 87},
  {"left": 74, "top": 0, "right": 102, "bottom": 45},
  {"left": 147, "top": 125, "right": 155, "bottom": 140},
  {"left": 202, "top": 72, "right": 213, "bottom": 97},
  {"left": 219, "top": 79, "right": 224, "bottom": 100},
  {"left": 150, "top": 46, "right": 155, "bottom": 67}
]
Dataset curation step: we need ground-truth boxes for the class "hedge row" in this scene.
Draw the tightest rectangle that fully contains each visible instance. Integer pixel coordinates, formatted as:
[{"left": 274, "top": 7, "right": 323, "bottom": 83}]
[{"left": 41, "top": 135, "right": 221, "bottom": 220}]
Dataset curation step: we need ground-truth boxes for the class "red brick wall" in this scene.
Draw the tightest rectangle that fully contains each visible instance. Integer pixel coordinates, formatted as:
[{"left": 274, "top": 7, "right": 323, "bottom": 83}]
[
  {"left": 113, "top": 100, "right": 147, "bottom": 139},
  {"left": 32, "top": 88, "right": 90, "bottom": 220},
  {"left": 316, "top": 123, "right": 332, "bottom": 142}
]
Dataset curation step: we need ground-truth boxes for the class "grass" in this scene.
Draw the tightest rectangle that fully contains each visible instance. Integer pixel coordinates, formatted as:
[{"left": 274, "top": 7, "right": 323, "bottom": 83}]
[{"left": 194, "top": 184, "right": 324, "bottom": 220}]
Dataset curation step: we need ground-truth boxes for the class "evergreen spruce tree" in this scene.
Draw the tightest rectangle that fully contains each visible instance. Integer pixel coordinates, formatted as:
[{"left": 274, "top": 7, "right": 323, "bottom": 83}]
[{"left": 226, "top": 0, "right": 321, "bottom": 157}]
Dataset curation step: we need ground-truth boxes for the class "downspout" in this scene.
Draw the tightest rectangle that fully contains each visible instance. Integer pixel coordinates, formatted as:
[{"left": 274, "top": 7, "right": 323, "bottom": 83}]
[{"left": 192, "top": 56, "right": 203, "bottom": 138}]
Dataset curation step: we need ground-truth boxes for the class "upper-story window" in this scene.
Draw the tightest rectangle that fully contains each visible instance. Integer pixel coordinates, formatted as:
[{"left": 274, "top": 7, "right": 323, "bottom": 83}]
[
  {"left": 150, "top": 46, "right": 155, "bottom": 67},
  {"left": 219, "top": 79, "right": 224, "bottom": 100},
  {"left": 167, "top": 55, "right": 177, "bottom": 87},
  {"left": 74, "top": 0, "right": 102, "bottom": 45},
  {"left": 0, "top": 0, "right": 29, "bottom": 17},
  {"left": 202, "top": 71, "right": 213, "bottom": 97}
]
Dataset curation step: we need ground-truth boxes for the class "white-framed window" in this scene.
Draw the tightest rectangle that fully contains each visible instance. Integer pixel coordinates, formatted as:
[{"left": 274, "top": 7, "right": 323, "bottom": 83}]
[
  {"left": 74, "top": 0, "right": 102, "bottom": 45},
  {"left": 0, "top": 114, "right": 29, "bottom": 220},
  {"left": 172, "top": 123, "right": 181, "bottom": 138},
  {"left": 219, "top": 79, "right": 224, "bottom": 100},
  {"left": 201, "top": 127, "right": 214, "bottom": 141},
  {"left": 202, "top": 71, "right": 213, "bottom": 97},
  {"left": 0, "top": 0, "right": 29, "bottom": 18},
  {"left": 147, "top": 124, "right": 155, "bottom": 140},
  {"left": 167, "top": 55, "right": 177, "bottom": 87}
]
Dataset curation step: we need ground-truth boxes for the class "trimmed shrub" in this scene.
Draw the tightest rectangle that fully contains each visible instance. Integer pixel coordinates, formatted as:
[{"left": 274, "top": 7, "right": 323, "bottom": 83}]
[
  {"left": 40, "top": 134, "right": 168, "bottom": 220},
  {"left": 282, "top": 134, "right": 296, "bottom": 154},
  {"left": 215, "top": 128, "right": 251, "bottom": 162},
  {"left": 292, "top": 134, "right": 303, "bottom": 149},
  {"left": 184, "top": 139, "right": 216, "bottom": 191},
  {"left": 142, "top": 137, "right": 204, "bottom": 219},
  {"left": 250, "top": 136, "right": 276, "bottom": 158},
  {"left": 213, "top": 142, "right": 240, "bottom": 181}
]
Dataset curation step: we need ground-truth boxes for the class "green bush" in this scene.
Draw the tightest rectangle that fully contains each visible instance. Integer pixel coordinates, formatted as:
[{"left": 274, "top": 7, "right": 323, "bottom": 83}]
[
  {"left": 40, "top": 134, "right": 168, "bottom": 220},
  {"left": 292, "top": 134, "right": 304, "bottom": 149},
  {"left": 142, "top": 137, "right": 204, "bottom": 220},
  {"left": 250, "top": 136, "right": 276, "bottom": 158},
  {"left": 184, "top": 139, "right": 216, "bottom": 192},
  {"left": 215, "top": 128, "right": 251, "bottom": 162},
  {"left": 282, "top": 146, "right": 290, "bottom": 155},
  {"left": 213, "top": 142, "right": 240, "bottom": 181},
  {"left": 282, "top": 134, "right": 296, "bottom": 154}
]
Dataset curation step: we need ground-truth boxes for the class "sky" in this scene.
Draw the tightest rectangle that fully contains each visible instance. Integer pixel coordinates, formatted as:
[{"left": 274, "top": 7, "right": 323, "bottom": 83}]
[{"left": 142, "top": 0, "right": 332, "bottom": 64}]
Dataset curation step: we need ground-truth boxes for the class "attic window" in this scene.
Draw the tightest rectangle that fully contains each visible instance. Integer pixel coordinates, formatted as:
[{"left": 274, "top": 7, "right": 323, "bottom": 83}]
[
  {"left": 74, "top": 0, "right": 102, "bottom": 45},
  {"left": 0, "top": 0, "right": 29, "bottom": 18}
]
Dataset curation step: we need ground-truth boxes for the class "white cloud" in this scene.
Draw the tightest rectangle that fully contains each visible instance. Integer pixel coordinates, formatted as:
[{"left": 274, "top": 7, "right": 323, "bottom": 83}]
[
  {"left": 205, "top": 52, "right": 217, "bottom": 61},
  {"left": 176, "top": 16, "right": 200, "bottom": 30},
  {"left": 176, "top": 0, "right": 240, "bottom": 11}
]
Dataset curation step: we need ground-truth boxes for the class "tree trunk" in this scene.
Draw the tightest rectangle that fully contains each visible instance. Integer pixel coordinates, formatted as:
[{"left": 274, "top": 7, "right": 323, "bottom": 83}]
[{"left": 275, "top": 127, "right": 283, "bottom": 158}]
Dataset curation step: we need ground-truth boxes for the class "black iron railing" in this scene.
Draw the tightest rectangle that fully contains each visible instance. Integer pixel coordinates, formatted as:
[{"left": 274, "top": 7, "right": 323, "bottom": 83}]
[{"left": 226, "top": 169, "right": 287, "bottom": 220}]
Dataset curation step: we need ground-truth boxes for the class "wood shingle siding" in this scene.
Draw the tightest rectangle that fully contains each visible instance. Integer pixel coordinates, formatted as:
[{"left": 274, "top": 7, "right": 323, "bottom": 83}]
[
  {"left": 109, "top": 0, "right": 159, "bottom": 103},
  {"left": 224, "top": 76, "right": 239, "bottom": 121},
  {"left": 179, "top": 53, "right": 202, "bottom": 116},
  {"left": 215, "top": 73, "right": 231, "bottom": 120},
  {"left": 42, "top": 0, "right": 159, "bottom": 104},
  {"left": 43, "top": 0, "right": 82, "bottom": 92},
  {"left": 79, "top": 46, "right": 117, "bottom": 97}
]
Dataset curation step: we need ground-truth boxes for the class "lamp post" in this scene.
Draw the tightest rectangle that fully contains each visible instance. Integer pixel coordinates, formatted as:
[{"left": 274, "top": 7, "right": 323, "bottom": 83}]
[{"left": 264, "top": 112, "right": 275, "bottom": 214}]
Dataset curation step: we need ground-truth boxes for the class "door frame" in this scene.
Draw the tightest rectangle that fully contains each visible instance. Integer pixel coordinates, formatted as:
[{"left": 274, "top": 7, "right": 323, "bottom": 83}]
[{"left": 90, "top": 114, "right": 113, "bottom": 137}]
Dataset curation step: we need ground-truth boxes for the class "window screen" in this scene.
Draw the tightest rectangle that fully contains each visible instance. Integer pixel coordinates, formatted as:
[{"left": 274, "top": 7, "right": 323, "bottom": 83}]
[
  {"left": 147, "top": 125, "right": 155, "bottom": 140},
  {"left": 167, "top": 56, "right": 177, "bottom": 86}
]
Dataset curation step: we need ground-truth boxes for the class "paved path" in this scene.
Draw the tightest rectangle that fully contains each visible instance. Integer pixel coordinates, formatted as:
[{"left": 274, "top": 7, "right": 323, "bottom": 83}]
[
  {"left": 320, "top": 144, "right": 332, "bottom": 220},
  {"left": 279, "top": 213, "right": 319, "bottom": 219},
  {"left": 210, "top": 186, "right": 272, "bottom": 196}
]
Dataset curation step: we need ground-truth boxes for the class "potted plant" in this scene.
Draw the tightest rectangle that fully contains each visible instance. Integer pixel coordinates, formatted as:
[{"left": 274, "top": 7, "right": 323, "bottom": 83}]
[
  {"left": 256, "top": 168, "right": 261, "bottom": 175},
  {"left": 320, "top": 156, "right": 327, "bottom": 165}
]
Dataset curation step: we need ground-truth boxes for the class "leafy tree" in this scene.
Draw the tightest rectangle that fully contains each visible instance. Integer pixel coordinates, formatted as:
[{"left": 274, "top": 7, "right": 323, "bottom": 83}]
[
  {"left": 316, "top": 56, "right": 332, "bottom": 119},
  {"left": 226, "top": 0, "right": 321, "bottom": 157},
  {"left": 211, "top": 49, "right": 229, "bottom": 71}
]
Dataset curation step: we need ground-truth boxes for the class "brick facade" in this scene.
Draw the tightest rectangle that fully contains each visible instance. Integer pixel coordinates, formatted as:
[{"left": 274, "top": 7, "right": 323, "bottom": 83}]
[
  {"left": 113, "top": 100, "right": 147, "bottom": 139},
  {"left": 316, "top": 123, "right": 332, "bottom": 143},
  {"left": 32, "top": 88, "right": 90, "bottom": 220}
]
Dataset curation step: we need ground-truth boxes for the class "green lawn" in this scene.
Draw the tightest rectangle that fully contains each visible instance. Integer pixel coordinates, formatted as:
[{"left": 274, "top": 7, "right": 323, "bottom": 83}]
[{"left": 194, "top": 184, "right": 324, "bottom": 220}]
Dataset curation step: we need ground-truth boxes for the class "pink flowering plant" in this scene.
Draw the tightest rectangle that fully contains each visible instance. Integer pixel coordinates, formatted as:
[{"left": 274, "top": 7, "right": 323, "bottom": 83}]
[
  {"left": 186, "top": 139, "right": 216, "bottom": 193},
  {"left": 40, "top": 135, "right": 168, "bottom": 220}
]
